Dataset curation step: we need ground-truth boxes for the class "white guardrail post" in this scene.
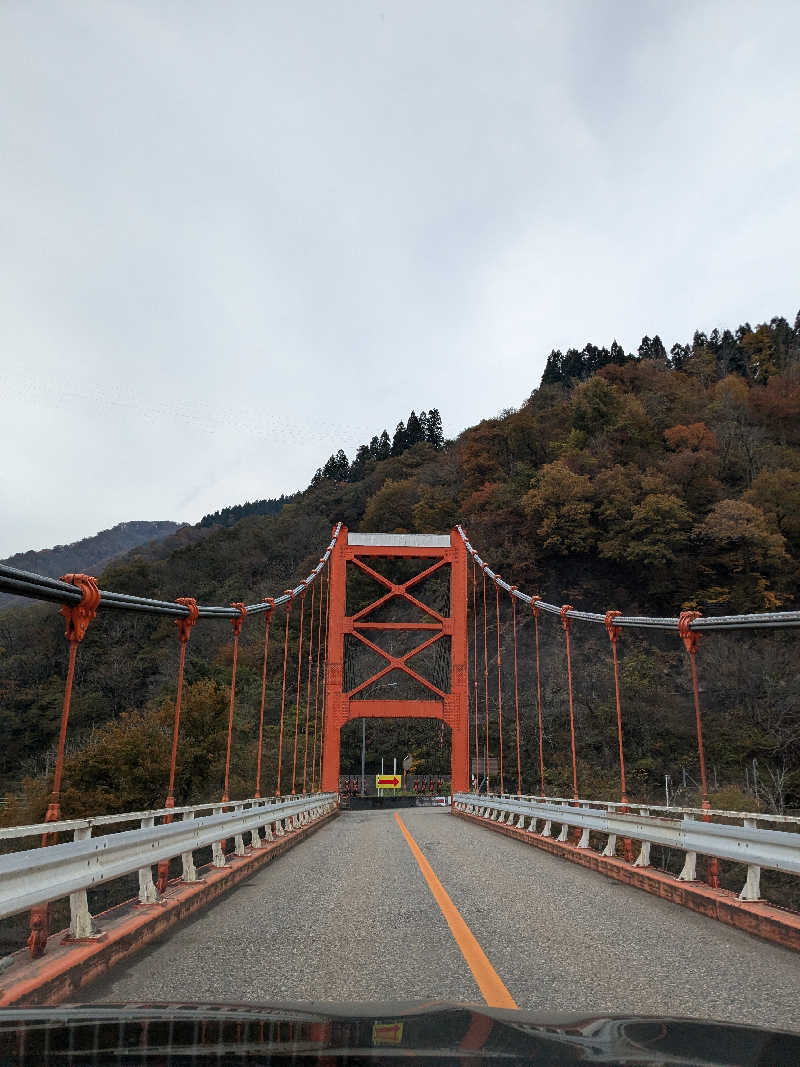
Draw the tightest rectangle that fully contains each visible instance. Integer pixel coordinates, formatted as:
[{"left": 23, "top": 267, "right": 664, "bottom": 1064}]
[
  {"left": 678, "top": 816, "right": 697, "bottom": 882},
  {"left": 181, "top": 811, "right": 199, "bottom": 883},
  {"left": 452, "top": 793, "right": 800, "bottom": 904},
  {"left": 138, "top": 816, "right": 159, "bottom": 904},
  {"left": 251, "top": 809, "right": 264, "bottom": 850},
  {"left": 211, "top": 805, "right": 227, "bottom": 868},
  {"left": 601, "top": 805, "right": 616, "bottom": 858},
  {"left": 233, "top": 803, "right": 246, "bottom": 857},
  {"left": 633, "top": 809, "right": 651, "bottom": 868},
  {"left": 68, "top": 826, "right": 96, "bottom": 939},
  {"left": 739, "top": 818, "right": 762, "bottom": 901},
  {"left": 577, "top": 805, "right": 591, "bottom": 849}
]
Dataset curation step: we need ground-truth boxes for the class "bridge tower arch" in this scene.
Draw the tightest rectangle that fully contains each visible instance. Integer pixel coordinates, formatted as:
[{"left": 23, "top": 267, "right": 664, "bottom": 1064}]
[{"left": 321, "top": 528, "right": 469, "bottom": 794}]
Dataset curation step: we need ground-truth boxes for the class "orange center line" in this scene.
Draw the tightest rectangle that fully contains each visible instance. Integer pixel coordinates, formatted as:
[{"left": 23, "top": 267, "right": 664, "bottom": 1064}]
[{"left": 394, "top": 812, "right": 518, "bottom": 1010}]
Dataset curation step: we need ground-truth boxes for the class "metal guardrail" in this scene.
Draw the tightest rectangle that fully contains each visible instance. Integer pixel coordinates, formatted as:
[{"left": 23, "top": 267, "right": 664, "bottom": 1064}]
[
  {"left": 454, "top": 792, "right": 800, "bottom": 902},
  {"left": 0, "top": 793, "right": 337, "bottom": 936},
  {"left": 494, "top": 793, "right": 800, "bottom": 825}
]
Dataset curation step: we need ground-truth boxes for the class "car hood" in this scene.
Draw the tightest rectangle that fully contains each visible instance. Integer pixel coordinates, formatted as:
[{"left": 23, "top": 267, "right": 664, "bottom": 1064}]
[{"left": 1, "top": 1000, "right": 798, "bottom": 1064}]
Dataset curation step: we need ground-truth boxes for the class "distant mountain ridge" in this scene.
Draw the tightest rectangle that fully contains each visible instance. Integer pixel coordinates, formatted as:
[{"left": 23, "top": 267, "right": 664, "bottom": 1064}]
[{"left": 0, "top": 521, "right": 183, "bottom": 606}]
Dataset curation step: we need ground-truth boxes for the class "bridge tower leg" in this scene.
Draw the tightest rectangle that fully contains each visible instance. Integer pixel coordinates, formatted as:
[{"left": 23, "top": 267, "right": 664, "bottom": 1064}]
[
  {"left": 448, "top": 529, "right": 469, "bottom": 794},
  {"left": 321, "top": 528, "right": 347, "bottom": 794}
]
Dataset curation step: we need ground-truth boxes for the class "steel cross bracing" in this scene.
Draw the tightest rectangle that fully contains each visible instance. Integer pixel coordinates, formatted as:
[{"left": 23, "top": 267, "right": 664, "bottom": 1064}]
[{"left": 454, "top": 793, "right": 800, "bottom": 902}]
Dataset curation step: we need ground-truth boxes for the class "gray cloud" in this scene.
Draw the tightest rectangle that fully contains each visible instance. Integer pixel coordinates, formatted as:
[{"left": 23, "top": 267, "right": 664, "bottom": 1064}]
[{"left": 2, "top": 0, "right": 798, "bottom": 555}]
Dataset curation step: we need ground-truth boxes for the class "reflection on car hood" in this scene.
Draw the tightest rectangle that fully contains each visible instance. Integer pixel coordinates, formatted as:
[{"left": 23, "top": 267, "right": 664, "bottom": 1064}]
[{"left": 1, "top": 1000, "right": 798, "bottom": 1064}]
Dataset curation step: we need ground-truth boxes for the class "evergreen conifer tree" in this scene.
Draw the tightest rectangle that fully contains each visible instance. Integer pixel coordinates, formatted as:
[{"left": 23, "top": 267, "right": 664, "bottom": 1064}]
[
  {"left": 541, "top": 350, "right": 564, "bottom": 385},
  {"left": 321, "top": 454, "right": 338, "bottom": 479},
  {"left": 406, "top": 410, "right": 424, "bottom": 446},
  {"left": 425, "top": 408, "right": 444, "bottom": 449},
  {"left": 349, "top": 444, "right": 372, "bottom": 482},
  {"left": 561, "top": 348, "right": 584, "bottom": 380},
  {"left": 717, "top": 329, "right": 745, "bottom": 377},
  {"left": 334, "top": 449, "right": 350, "bottom": 480},
  {"left": 322, "top": 451, "right": 350, "bottom": 481},
  {"left": 377, "top": 430, "right": 391, "bottom": 460},
  {"left": 391, "top": 421, "right": 409, "bottom": 456},
  {"left": 670, "top": 343, "right": 690, "bottom": 369},
  {"left": 693, "top": 330, "right": 709, "bottom": 351},
  {"left": 609, "top": 340, "right": 628, "bottom": 365},
  {"left": 638, "top": 335, "right": 667, "bottom": 362}
]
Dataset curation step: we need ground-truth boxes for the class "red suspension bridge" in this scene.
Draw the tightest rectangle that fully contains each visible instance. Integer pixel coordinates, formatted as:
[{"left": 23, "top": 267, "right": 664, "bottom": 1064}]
[{"left": 1, "top": 525, "right": 799, "bottom": 1030}]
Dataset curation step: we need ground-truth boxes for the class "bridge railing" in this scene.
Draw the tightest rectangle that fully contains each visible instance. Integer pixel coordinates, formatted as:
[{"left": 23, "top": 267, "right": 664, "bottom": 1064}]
[
  {"left": 0, "top": 793, "right": 337, "bottom": 939},
  {"left": 0, "top": 524, "right": 343, "bottom": 957},
  {"left": 456, "top": 526, "right": 800, "bottom": 896},
  {"left": 454, "top": 792, "right": 800, "bottom": 904}
]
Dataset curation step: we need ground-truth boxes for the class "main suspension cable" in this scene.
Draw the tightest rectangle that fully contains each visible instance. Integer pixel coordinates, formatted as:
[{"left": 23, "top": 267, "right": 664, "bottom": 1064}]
[
  {"left": 455, "top": 527, "right": 800, "bottom": 633},
  {"left": 0, "top": 524, "right": 343, "bottom": 622}
]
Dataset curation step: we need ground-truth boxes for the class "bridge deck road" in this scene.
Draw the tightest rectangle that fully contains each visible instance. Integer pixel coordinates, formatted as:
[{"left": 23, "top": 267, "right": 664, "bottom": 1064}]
[{"left": 81, "top": 809, "right": 800, "bottom": 1033}]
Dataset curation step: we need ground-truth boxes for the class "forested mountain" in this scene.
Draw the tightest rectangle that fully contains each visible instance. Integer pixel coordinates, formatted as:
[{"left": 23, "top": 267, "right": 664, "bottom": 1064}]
[
  {"left": 1, "top": 311, "right": 799, "bottom": 828},
  {"left": 0, "top": 521, "right": 182, "bottom": 609}
]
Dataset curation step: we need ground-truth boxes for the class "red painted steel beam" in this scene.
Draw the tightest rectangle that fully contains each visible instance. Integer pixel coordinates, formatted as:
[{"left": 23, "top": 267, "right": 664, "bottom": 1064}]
[{"left": 349, "top": 699, "right": 444, "bottom": 719}]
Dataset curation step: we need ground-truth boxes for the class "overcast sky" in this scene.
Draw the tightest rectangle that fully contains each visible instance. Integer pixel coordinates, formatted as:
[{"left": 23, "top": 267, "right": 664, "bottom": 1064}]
[{"left": 1, "top": 1, "right": 798, "bottom": 557}]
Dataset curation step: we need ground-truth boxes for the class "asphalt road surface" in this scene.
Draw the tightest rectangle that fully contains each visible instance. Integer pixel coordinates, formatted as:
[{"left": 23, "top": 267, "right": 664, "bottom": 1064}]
[{"left": 81, "top": 808, "right": 800, "bottom": 1033}]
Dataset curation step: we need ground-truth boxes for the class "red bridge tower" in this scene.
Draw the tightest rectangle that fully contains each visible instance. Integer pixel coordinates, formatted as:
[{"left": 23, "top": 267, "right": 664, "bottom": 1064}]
[{"left": 321, "top": 529, "right": 469, "bottom": 794}]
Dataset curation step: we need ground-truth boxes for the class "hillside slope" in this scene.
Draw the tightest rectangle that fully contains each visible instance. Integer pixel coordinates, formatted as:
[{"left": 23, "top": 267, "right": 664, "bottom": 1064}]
[{"left": 1, "top": 311, "right": 799, "bottom": 819}]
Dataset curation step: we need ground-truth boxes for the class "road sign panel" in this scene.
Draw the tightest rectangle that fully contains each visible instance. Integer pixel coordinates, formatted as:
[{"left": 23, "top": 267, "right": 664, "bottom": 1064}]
[
  {"left": 376, "top": 774, "right": 401, "bottom": 789},
  {"left": 372, "top": 1021, "right": 403, "bottom": 1045}
]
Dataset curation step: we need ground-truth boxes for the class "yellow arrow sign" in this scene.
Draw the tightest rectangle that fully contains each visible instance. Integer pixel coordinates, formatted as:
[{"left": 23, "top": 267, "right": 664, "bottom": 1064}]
[
  {"left": 376, "top": 774, "right": 401, "bottom": 789},
  {"left": 372, "top": 1021, "right": 403, "bottom": 1045}
]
